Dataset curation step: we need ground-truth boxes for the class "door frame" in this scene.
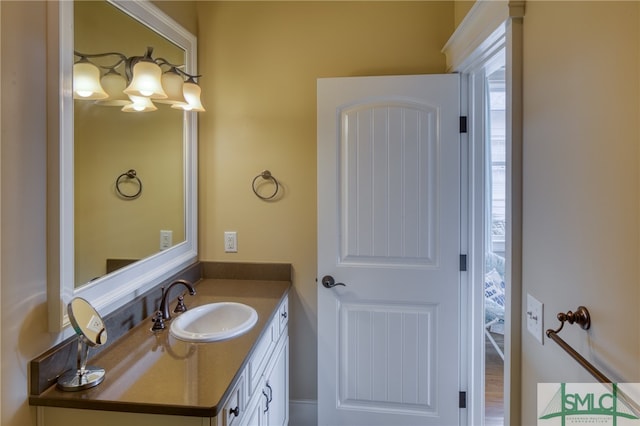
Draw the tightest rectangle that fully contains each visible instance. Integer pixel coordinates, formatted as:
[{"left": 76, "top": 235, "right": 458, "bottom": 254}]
[{"left": 443, "top": 1, "right": 525, "bottom": 425}]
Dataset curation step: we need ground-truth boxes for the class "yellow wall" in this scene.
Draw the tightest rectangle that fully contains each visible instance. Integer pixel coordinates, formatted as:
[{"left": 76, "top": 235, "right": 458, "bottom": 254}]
[
  {"left": 521, "top": 1, "right": 640, "bottom": 424},
  {"left": 1, "top": 2, "right": 52, "bottom": 425},
  {"left": 195, "top": 1, "right": 454, "bottom": 400}
]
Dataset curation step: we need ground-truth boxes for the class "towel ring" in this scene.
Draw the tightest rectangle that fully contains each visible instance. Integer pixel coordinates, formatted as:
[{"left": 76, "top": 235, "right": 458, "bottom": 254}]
[
  {"left": 252, "top": 170, "right": 279, "bottom": 200},
  {"left": 116, "top": 169, "right": 142, "bottom": 199}
]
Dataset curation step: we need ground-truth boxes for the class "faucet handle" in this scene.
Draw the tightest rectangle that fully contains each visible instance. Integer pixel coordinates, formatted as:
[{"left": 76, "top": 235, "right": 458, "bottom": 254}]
[
  {"left": 151, "top": 310, "right": 166, "bottom": 331},
  {"left": 174, "top": 295, "right": 187, "bottom": 314}
]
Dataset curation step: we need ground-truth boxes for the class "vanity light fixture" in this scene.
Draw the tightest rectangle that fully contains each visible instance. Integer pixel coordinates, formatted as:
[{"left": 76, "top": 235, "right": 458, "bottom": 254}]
[
  {"left": 73, "top": 46, "right": 205, "bottom": 112},
  {"left": 122, "top": 95, "right": 158, "bottom": 113},
  {"left": 95, "top": 68, "right": 130, "bottom": 106},
  {"left": 173, "top": 76, "right": 205, "bottom": 112},
  {"left": 73, "top": 57, "right": 109, "bottom": 100},
  {"left": 156, "top": 67, "right": 188, "bottom": 106}
]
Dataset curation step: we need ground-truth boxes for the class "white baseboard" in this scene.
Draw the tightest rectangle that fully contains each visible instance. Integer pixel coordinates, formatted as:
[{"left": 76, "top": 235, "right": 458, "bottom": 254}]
[{"left": 290, "top": 399, "right": 317, "bottom": 426}]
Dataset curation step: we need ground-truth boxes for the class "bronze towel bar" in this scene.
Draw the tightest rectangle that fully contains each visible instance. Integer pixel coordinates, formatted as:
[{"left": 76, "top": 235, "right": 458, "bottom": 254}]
[
  {"left": 545, "top": 306, "right": 611, "bottom": 383},
  {"left": 546, "top": 306, "right": 611, "bottom": 383},
  {"left": 546, "top": 306, "right": 640, "bottom": 417}
]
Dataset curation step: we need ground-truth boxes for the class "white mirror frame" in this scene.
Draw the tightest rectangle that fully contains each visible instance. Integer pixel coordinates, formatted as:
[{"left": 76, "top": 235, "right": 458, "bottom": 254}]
[{"left": 47, "top": 0, "right": 198, "bottom": 332}]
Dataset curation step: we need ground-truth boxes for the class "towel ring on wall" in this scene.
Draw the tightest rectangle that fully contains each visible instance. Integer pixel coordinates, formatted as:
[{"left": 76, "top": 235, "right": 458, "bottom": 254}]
[
  {"left": 116, "top": 169, "right": 142, "bottom": 199},
  {"left": 252, "top": 170, "right": 279, "bottom": 200}
]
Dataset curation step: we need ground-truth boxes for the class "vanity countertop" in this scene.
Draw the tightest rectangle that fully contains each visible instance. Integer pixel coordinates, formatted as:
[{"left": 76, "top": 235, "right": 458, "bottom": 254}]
[{"left": 29, "top": 278, "right": 290, "bottom": 417}]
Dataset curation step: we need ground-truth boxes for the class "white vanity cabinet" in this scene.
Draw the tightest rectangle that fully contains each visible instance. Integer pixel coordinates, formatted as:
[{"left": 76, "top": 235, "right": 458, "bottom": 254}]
[{"left": 240, "top": 297, "right": 289, "bottom": 426}]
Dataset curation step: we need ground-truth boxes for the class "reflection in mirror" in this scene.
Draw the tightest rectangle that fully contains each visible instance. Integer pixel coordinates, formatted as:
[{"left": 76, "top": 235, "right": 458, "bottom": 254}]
[
  {"left": 47, "top": 0, "right": 198, "bottom": 332},
  {"left": 68, "top": 297, "right": 107, "bottom": 346},
  {"left": 58, "top": 297, "right": 107, "bottom": 391},
  {"left": 74, "top": 1, "right": 185, "bottom": 287}
]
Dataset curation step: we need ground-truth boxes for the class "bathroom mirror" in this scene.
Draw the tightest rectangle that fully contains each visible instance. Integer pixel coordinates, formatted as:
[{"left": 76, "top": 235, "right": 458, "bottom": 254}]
[
  {"left": 47, "top": 0, "right": 198, "bottom": 332},
  {"left": 73, "top": 1, "right": 185, "bottom": 286},
  {"left": 58, "top": 297, "right": 107, "bottom": 390}
]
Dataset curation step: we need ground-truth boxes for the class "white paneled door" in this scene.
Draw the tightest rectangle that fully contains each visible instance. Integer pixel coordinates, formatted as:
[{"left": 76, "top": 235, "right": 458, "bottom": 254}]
[{"left": 317, "top": 74, "right": 461, "bottom": 426}]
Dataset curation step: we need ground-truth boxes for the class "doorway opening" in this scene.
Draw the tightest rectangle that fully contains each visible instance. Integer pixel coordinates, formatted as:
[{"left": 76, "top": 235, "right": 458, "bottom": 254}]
[{"left": 484, "top": 64, "right": 506, "bottom": 426}]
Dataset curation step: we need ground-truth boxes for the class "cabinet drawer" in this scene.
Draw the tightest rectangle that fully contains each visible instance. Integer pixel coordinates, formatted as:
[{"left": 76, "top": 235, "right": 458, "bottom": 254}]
[{"left": 222, "top": 374, "right": 244, "bottom": 426}]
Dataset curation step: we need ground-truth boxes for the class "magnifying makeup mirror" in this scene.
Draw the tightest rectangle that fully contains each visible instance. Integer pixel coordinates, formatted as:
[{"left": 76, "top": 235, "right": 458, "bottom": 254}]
[{"left": 57, "top": 297, "right": 108, "bottom": 391}]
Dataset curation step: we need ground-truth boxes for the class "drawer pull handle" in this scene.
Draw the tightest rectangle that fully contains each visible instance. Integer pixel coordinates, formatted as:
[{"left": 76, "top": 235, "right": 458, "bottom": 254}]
[
  {"left": 262, "top": 390, "right": 270, "bottom": 413},
  {"left": 229, "top": 406, "right": 240, "bottom": 417},
  {"left": 266, "top": 382, "right": 273, "bottom": 403},
  {"left": 281, "top": 311, "right": 287, "bottom": 319}
]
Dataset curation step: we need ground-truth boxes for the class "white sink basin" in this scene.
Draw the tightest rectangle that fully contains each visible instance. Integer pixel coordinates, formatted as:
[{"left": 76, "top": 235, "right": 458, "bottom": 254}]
[{"left": 169, "top": 302, "right": 258, "bottom": 343}]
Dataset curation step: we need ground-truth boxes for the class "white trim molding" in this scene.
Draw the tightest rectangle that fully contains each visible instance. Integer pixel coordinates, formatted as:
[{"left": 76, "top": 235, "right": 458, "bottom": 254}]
[
  {"left": 442, "top": 0, "right": 525, "bottom": 73},
  {"left": 290, "top": 399, "right": 317, "bottom": 426}
]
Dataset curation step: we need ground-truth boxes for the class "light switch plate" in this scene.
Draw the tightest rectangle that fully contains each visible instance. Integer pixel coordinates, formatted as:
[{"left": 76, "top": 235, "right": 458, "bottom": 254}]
[
  {"left": 527, "top": 293, "right": 544, "bottom": 344},
  {"left": 160, "top": 230, "right": 173, "bottom": 250}
]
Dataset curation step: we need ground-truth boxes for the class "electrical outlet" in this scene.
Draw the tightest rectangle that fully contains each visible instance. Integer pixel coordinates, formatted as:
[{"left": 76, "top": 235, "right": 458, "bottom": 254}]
[
  {"left": 86, "top": 315, "right": 103, "bottom": 334},
  {"left": 224, "top": 231, "right": 237, "bottom": 253},
  {"left": 160, "top": 230, "right": 172, "bottom": 250},
  {"left": 526, "top": 293, "right": 544, "bottom": 344}
]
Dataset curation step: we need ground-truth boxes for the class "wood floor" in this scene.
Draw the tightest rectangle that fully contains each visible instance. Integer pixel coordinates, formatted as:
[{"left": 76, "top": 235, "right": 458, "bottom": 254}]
[{"left": 485, "top": 331, "right": 504, "bottom": 426}]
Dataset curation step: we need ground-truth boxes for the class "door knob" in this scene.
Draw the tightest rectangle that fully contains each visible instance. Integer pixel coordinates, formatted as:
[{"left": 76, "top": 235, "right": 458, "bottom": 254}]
[{"left": 321, "top": 275, "right": 346, "bottom": 288}]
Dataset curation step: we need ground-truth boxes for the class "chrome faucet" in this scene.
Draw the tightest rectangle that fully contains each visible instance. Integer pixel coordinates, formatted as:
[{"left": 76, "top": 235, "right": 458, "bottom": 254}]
[{"left": 159, "top": 279, "right": 196, "bottom": 321}]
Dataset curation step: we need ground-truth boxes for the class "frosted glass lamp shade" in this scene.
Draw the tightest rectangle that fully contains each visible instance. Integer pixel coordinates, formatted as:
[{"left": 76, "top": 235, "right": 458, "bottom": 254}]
[
  {"left": 122, "top": 95, "right": 157, "bottom": 113},
  {"left": 172, "top": 80, "right": 205, "bottom": 112},
  {"left": 155, "top": 70, "right": 187, "bottom": 105},
  {"left": 124, "top": 60, "right": 167, "bottom": 99},
  {"left": 73, "top": 61, "right": 108, "bottom": 100},
  {"left": 95, "top": 71, "right": 131, "bottom": 106}
]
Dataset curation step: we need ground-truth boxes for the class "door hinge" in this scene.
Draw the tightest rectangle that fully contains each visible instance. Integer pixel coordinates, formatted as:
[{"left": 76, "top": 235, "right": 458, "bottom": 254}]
[
  {"left": 459, "top": 254, "right": 467, "bottom": 272},
  {"left": 459, "top": 391, "right": 467, "bottom": 408},
  {"left": 459, "top": 116, "right": 468, "bottom": 133}
]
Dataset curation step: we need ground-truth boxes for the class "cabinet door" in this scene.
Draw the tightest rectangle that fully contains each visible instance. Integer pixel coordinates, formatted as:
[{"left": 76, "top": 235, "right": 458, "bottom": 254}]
[
  {"left": 264, "top": 336, "right": 289, "bottom": 426},
  {"left": 241, "top": 377, "right": 268, "bottom": 426},
  {"left": 241, "top": 376, "right": 270, "bottom": 426}
]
